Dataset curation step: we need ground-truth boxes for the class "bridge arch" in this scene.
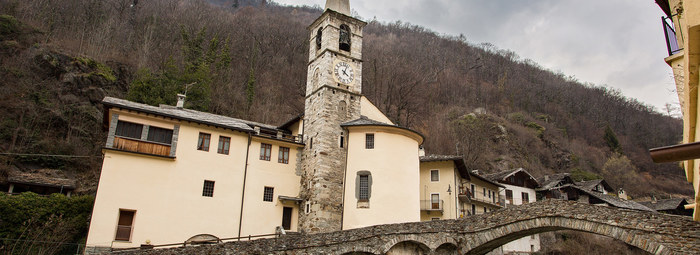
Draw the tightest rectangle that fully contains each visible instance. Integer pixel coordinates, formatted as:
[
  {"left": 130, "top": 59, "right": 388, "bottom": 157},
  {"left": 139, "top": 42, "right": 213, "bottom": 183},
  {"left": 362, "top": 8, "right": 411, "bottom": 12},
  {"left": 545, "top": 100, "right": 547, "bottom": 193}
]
[{"left": 463, "top": 218, "right": 657, "bottom": 255}]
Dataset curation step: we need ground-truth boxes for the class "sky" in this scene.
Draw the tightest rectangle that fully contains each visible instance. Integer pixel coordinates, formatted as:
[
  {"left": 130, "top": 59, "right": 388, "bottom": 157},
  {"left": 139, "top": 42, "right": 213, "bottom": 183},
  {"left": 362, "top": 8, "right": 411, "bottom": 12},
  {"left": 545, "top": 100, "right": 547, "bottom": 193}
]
[{"left": 272, "top": 0, "right": 679, "bottom": 114}]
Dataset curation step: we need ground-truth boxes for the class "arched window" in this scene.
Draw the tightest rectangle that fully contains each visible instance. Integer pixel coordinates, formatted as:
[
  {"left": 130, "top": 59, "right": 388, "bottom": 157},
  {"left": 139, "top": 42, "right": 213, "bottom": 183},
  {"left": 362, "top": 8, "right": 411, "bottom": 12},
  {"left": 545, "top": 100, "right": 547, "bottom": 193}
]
[
  {"left": 338, "top": 100, "right": 346, "bottom": 116},
  {"left": 339, "top": 24, "right": 351, "bottom": 52},
  {"left": 316, "top": 27, "right": 322, "bottom": 50}
]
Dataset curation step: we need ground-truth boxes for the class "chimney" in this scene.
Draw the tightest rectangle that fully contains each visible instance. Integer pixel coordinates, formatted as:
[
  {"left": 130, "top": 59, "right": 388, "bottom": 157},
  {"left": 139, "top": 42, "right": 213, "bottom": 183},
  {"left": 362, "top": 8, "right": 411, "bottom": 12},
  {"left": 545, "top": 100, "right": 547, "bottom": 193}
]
[
  {"left": 418, "top": 145, "right": 425, "bottom": 157},
  {"left": 176, "top": 94, "right": 186, "bottom": 109}
]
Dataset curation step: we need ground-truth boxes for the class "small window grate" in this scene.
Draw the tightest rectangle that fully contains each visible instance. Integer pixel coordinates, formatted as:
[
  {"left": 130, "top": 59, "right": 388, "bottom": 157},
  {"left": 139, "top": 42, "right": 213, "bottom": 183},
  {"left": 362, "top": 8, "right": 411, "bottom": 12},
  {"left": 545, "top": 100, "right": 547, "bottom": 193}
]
[
  {"left": 365, "top": 134, "right": 374, "bottom": 149},
  {"left": 202, "top": 180, "right": 215, "bottom": 197},
  {"left": 263, "top": 187, "right": 274, "bottom": 202}
]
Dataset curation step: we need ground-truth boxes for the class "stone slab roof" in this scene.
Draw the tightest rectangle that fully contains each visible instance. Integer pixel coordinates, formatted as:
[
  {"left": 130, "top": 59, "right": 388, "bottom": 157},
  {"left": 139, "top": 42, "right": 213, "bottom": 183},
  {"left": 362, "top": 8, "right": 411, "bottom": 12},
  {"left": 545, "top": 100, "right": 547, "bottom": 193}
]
[
  {"left": 341, "top": 116, "right": 424, "bottom": 142},
  {"left": 567, "top": 185, "right": 654, "bottom": 212},
  {"left": 639, "top": 198, "right": 688, "bottom": 211},
  {"left": 537, "top": 173, "right": 573, "bottom": 191},
  {"left": 485, "top": 168, "right": 540, "bottom": 187},
  {"left": 420, "top": 154, "right": 470, "bottom": 179},
  {"left": 469, "top": 171, "right": 505, "bottom": 188},
  {"left": 7, "top": 169, "right": 75, "bottom": 189},
  {"left": 103, "top": 97, "right": 257, "bottom": 133},
  {"left": 575, "top": 179, "right": 613, "bottom": 192}
]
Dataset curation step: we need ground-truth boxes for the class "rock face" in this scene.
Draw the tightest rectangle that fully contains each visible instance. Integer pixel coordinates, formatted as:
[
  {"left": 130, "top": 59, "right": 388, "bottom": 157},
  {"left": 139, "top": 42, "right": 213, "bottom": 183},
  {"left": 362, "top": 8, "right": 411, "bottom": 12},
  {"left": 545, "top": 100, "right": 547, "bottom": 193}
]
[{"left": 105, "top": 200, "right": 700, "bottom": 255}]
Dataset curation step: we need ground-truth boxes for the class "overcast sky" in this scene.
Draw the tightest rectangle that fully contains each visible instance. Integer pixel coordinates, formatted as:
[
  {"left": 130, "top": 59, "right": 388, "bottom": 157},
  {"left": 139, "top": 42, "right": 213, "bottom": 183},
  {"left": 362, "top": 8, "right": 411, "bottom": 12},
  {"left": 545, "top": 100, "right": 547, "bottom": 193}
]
[{"left": 272, "top": 0, "right": 677, "bottom": 113}]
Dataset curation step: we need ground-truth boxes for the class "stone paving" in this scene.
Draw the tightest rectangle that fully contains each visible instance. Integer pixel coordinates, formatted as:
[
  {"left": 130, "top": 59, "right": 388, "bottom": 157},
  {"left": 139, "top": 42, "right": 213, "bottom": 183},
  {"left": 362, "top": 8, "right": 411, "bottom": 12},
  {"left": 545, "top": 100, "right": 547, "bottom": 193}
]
[{"left": 111, "top": 200, "right": 700, "bottom": 255}]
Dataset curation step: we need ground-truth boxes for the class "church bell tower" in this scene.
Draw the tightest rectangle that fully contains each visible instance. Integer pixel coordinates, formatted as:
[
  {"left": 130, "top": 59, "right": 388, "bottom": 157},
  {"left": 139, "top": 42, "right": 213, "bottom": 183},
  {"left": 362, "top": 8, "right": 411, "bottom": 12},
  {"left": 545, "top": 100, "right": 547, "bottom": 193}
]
[{"left": 299, "top": 0, "right": 367, "bottom": 233}]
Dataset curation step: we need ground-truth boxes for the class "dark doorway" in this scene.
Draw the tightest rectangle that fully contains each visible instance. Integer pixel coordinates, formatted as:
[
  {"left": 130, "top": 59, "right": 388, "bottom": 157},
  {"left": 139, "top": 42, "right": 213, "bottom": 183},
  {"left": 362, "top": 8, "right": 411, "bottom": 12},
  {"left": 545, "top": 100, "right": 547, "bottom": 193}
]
[{"left": 282, "top": 207, "right": 293, "bottom": 230}]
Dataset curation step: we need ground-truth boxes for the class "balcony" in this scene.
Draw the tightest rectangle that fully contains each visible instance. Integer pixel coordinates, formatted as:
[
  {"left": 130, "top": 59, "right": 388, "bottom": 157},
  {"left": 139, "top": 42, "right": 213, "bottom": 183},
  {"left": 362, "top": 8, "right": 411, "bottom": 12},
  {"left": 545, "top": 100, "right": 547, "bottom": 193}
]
[
  {"left": 663, "top": 16, "right": 683, "bottom": 56},
  {"left": 458, "top": 187, "right": 472, "bottom": 203},
  {"left": 113, "top": 136, "right": 172, "bottom": 157},
  {"left": 420, "top": 200, "right": 443, "bottom": 213}
]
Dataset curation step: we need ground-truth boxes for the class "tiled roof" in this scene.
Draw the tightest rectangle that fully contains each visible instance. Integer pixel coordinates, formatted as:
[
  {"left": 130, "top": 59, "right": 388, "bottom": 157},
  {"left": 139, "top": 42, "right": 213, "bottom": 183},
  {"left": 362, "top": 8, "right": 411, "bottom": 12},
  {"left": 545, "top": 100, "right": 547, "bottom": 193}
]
[
  {"left": 103, "top": 97, "right": 256, "bottom": 133},
  {"left": 639, "top": 198, "right": 688, "bottom": 211},
  {"left": 8, "top": 169, "right": 75, "bottom": 188}
]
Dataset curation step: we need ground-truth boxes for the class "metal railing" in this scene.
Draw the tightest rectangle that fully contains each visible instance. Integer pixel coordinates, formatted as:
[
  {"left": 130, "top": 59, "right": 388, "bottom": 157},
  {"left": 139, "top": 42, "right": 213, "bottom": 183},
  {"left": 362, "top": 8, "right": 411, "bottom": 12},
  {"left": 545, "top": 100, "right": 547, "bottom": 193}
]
[
  {"left": 420, "top": 199, "right": 443, "bottom": 212},
  {"left": 662, "top": 16, "right": 683, "bottom": 56}
]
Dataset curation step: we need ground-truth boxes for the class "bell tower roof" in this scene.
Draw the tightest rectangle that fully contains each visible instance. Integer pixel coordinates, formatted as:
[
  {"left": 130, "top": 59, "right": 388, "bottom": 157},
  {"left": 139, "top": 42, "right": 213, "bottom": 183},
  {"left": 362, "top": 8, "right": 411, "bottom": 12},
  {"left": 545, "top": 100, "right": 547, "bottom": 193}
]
[{"left": 325, "top": 0, "right": 350, "bottom": 16}]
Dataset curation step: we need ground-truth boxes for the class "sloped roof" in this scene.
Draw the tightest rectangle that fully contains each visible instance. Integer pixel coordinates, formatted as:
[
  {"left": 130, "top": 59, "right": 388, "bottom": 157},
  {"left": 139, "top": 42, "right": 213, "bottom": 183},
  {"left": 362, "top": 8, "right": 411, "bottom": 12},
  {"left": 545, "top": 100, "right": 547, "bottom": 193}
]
[
  {"left": 567, "top": 185, "right": 654, "bottom": 212},
  {"left": 469, "top": 171, "right": 505, "bottom": 188},
  {"left": 8, "top": 169, "right": 75, "bottom": 189},
  {"left": 420, "top": 154, "right": 470, "bottom": 179},
  {"left": 639, "top": 198, "right": 688, "bottom": 211},
  {"left": 537, "top": 173, "right": 573, "bottom": 190},
  {"left": 575, "top": 179, "right": 613, "bottom": 193},
  {"left": 103, "top": 97, "right": 257, "bottom": 133},
  {"left": 485, "top": 168, "right": 540, "bottom": 188}
]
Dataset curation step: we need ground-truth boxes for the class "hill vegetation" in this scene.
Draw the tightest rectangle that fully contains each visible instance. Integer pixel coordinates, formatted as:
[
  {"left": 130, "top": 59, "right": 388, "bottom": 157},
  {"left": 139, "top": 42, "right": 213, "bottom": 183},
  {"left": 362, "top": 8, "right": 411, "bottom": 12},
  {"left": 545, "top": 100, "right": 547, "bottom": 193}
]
[{"left": 0, "top": 0, "right": 691, "bottom": 200}]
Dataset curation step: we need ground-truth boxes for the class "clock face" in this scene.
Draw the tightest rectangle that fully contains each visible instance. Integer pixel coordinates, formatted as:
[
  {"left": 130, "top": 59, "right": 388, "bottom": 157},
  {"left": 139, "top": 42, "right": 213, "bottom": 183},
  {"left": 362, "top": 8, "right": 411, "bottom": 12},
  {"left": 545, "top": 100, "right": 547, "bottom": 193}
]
[{"left": 334, "top": 61, "right": 354, "bottom": 84}]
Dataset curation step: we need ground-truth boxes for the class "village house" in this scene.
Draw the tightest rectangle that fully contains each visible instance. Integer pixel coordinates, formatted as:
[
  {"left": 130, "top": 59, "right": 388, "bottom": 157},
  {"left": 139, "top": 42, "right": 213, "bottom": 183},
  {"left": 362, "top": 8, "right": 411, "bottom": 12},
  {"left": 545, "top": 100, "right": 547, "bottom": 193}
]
[{"left": 486, "top": 168, "right": 541, "bottom": 254}]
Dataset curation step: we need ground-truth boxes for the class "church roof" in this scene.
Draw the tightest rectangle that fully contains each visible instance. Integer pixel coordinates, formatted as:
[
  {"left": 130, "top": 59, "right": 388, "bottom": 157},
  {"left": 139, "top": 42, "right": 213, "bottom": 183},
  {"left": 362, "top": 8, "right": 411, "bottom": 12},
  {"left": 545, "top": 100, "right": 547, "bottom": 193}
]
[
  {"left": 341, "top": 116, "right": 424, "bottom": 143},
  {"left": 104, "top": 97, "right": 262, "bottom": 133}
]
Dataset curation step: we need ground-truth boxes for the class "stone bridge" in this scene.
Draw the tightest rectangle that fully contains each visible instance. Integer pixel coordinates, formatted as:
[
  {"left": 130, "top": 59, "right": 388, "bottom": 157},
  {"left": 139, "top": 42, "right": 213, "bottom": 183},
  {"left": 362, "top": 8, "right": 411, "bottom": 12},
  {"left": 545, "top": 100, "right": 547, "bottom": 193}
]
[{"left": 117, "top": 200, "right": 700, "bottom": 255}]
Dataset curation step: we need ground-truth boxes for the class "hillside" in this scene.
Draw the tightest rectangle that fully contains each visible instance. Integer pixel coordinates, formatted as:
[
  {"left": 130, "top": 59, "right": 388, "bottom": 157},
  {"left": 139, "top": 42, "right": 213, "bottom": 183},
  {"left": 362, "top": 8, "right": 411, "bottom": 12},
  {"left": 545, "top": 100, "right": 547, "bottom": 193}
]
[{"left": 0, "top": 0, "right": 691, "bottom": 198}]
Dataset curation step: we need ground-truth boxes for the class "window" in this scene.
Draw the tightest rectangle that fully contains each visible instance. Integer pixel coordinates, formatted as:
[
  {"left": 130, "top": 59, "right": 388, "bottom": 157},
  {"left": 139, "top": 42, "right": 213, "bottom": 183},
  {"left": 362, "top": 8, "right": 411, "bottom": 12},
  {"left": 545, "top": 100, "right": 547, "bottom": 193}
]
[
  {"left": 471, "top": 204, "right": 476, "bottom": 215},
  {"left": 263, "top": 187, "right": 274, "bottom": 202},
  {"left": 431, "top": 217, "right": 440, "bottom": 221},
  {"left": 359, "top": 175, "right": 369, "bottom": 200},
  {"left": 488, "top": 190, "right": 491, "bottom": 198},
  {"left": 147, "top": 126, "right": 173, "bottom": 144},
  {"left": 430, "top": 170, "right": 439, "bottom": 182},
  {"left": 218, "top": 136, "right": 230, "bottom": 155},
  {"left": 482, "top": 188, "right": 486, "bottom": 197},
  {"left": 483, "top": 207, "right": 487, "bottom": 213},
  {"left": 202, "top": 180, "right": 215, "bottom": 197},
  {"left": 260, "top": 143, "right": 272, "bottom": 161},
  {"left": 356, "top": 171, "right": 372, "bottom": 201},
  {"left": 339, "top": 132, "right": 345, "bottom": 148},
  {"left": 115, "top": 121, "right": 143, "bottom": 139},
  {"left": 506, "top": 189, "right": 513, "bottom": 204},
  {"left": 278, "top": 146, "right": 290, "bottom": 164},
  {"left": 305, "top": 201, "right": 311, "bottom": 214},
  {"left": 522, "top": 192, "right": 530, "bottom": 204},
  {"left": 115, "top": 210, "right": 135, "bottom": 241},
  {"left": 431, "top": 194, "right": 440, "bottom": 209},
  {"left": 197, "top": 133, "right": 211, "bottom": 151},
  {"left": 316, "top": 27, "right": 322, "bottom": 50},
  {"left": 470, "top": 184, "right": 475, "bottom": 198},
  {"left": 365, "top": 134, "right": 374, "bottom": 149},
  {"left": 339, "top": 24, "right": 351, "bottom": 52}
]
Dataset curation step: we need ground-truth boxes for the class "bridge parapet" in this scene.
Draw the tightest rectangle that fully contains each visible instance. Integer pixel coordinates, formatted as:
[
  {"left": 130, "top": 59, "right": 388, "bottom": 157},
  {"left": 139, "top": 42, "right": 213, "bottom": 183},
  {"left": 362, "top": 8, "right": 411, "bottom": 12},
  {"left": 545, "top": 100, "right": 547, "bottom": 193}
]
[{"left": 110, "top": 200, "right": 700, "bottom": 255}]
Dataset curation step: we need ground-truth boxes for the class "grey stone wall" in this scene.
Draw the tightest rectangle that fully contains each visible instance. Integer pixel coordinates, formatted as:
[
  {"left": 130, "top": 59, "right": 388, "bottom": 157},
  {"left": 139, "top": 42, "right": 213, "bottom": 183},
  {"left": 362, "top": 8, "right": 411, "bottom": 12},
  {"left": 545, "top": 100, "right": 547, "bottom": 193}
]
[{"left": 105, "top": 200, "right": 700, "bottom": 255}]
